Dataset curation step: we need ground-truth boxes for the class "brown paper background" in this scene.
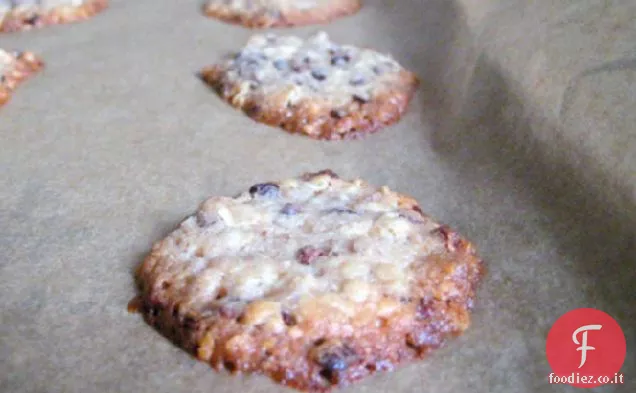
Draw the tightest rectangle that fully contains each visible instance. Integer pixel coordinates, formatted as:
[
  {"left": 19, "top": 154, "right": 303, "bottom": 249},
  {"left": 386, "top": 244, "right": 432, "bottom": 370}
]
[{"left": 1, "top": 1, "right": 634, "bottom": 392}]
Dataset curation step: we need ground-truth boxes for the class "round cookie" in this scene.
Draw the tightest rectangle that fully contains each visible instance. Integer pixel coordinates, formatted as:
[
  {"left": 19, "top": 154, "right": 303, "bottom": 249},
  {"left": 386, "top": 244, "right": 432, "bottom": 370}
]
[
  {"left": 132, "top": 170, "right": 484, "bottom": 392},
  {"left": 200, "top": 32, "right": 419, "bottom": 140},
  {"left": 202, "top": 0, "right": 362, "bottom": 29},
  {"left": 0, "top": 0, "right": 108, "bottom": 33},
  {"left": 0, "top": 49, "right": 43, "bottom": 107}
]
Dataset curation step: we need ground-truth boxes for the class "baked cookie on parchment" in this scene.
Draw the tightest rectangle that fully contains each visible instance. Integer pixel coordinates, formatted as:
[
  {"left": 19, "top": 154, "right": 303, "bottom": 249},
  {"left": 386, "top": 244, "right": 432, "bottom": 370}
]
[
  {"left": 200, "top": 32, "right": 419, "bottom": 140},
  {"left": 202, "top": 0, "right": 361, "bottom": 29},
  {"left": 0, "top": 49, "right": 43, "bottom": 107},
  {"left": 132, "top": 170, "right": 484, "bottom": 392},
  {"left": 0, "top": 0, "right": 108, "bottom": 33}
]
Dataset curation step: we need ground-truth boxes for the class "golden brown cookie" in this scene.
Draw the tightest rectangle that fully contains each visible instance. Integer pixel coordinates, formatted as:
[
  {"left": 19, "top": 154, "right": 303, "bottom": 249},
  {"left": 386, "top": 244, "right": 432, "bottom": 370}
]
[
  {"left": 200, "top": 32, "right": 419, "bottom": 140},
  {"left": 202, "top": 0, "right": 361, "bottom": 28},
  {"left": 132, "top": 170, "right": 484, "bottom": 392},
  {"left": 0, "top": 0, "right": 108, "bottom": 33},
  {"left": 0, "top": 49, "right": 43, "bottom": 107}
]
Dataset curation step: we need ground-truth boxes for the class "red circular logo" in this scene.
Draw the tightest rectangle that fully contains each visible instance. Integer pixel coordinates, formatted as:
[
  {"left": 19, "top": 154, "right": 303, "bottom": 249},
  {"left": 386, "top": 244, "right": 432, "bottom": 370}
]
[{"left": 546, "top": 308, "right": 626, "bottom": 388}]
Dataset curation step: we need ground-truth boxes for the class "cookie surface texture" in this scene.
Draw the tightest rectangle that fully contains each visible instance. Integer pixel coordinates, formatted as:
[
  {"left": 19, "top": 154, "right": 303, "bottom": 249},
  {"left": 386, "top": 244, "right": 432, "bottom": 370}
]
[
  {"left": 202, "top": 0, "right": 361, "bottom": 28},
  {"left": 0, "top": 0, "right": 108, "bottom": 32},
  {"left": 200, "top": 32, "right": 419, "bottom": 140},
  {"left": 134, "top": 170, "right": 484, "bottom": 392},
  {"left": 0, "top": 49, "right": 43, "bottom": 107}
]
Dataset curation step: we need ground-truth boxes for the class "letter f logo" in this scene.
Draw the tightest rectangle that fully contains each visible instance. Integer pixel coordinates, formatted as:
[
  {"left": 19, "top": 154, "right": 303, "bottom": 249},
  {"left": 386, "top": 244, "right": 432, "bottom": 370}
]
[{"left": 572, "top": 324, "right": 602, "bottom": 368}]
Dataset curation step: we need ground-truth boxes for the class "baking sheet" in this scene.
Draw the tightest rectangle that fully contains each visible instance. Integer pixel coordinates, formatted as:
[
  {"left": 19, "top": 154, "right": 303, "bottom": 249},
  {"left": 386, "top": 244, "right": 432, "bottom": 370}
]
[{"left": 1, "top": 0, "right": 634, "bottom": 392}]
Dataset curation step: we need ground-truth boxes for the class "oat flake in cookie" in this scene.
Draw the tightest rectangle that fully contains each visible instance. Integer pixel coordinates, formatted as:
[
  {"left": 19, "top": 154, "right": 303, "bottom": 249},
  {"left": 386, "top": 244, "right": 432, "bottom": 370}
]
[
  {"left": 202, "top": 0, "right": 361, "bottom": 28},
  {"left": 0, "top": 49, "right": 43, "bottom": 107},
  {"left": 200, "top": 32, "right": 419, "bottom": 140},
  {"left": 132, "top": 170, "right": 484, "bottom": 392},
  {"left": 0, "top": 0, "right": 108, "bottom": 32}
]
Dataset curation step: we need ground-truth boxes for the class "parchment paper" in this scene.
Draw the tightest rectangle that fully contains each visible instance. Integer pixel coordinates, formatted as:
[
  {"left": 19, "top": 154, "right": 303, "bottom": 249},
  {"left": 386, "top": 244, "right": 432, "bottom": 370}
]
[{"left": 1, "top": 1, "right": 634, "bottom": 392}]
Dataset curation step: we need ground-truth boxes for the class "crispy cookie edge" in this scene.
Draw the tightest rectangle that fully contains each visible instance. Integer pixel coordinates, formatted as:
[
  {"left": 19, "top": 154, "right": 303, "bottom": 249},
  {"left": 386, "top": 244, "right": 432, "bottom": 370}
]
[
  {"left": 0, "top": 0, "right": 109, "bottom": 33},
  {"left": 0, "top": 51, "right": 44, "bottom": 107}
]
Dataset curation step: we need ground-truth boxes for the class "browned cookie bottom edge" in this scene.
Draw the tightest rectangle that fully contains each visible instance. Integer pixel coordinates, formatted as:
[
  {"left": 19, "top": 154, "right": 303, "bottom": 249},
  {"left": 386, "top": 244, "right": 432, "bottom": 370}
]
[
  {"left": 200, "top": 67, "right": 419, "bottom": 140},
  {"left": 134, "top": 291, "right": 481, "bottom": 392}
]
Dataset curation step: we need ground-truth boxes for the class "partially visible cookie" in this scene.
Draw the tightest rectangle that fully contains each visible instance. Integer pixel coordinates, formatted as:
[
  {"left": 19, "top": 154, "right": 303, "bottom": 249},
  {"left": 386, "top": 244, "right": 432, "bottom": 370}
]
[
  {"left": 132, "top": 170, "right": 484, "bottom": 392},
  {"left": 0, "top": 0, "right": 108, "bottom": 33},
  {"left": 202, "top": 0, "right": 361, "bottom": 28},
  {"left": 200, "top": 32, "right": 419, "bottom": 140},
  {"left": 0, "top": 49, "right": 43, "bottom": 107}
]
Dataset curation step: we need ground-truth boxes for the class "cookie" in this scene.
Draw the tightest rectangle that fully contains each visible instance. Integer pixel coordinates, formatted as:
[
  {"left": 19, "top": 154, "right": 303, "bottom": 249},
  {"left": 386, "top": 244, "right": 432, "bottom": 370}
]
[
  {"left": 0, "top": 49, "right": 43, "bottom": 107},
  {"left": 132, "top": 170, "right": 484, "bottom": 392},
  {"left": 202, "top": 0, "right": 361, "bottom": 29},
  {"left": 0, "top": 0, "right": 108, "bottom": 33},
  {"left": 200, "top": 32, "right": 419, "bottom": 140}
]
